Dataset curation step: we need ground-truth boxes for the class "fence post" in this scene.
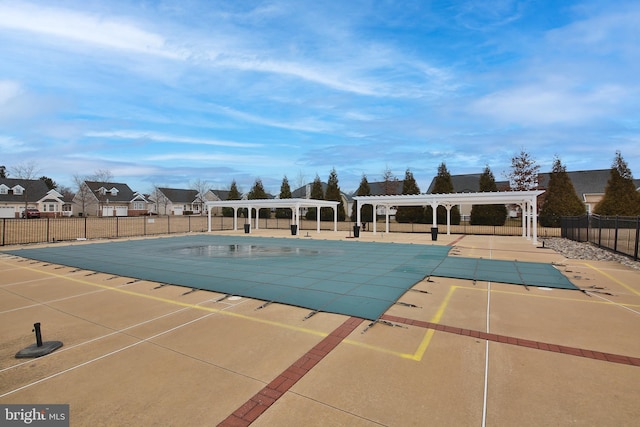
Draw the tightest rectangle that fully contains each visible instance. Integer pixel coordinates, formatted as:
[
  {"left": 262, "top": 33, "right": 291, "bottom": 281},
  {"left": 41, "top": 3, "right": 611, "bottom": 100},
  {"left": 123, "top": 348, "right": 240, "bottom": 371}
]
[
  {"left": 597, "top": 216, "right": 602, "bottom": 247},
  {"left": 613, "top": 216, "right": 619, "bottom": 253},
  {"left": 47, "top": 217, "right": 50, "bottom": 242},
  {"left": 84, "top": 217, "right": 87, "bottom": 239},
  {"left": 635, "top": 216, "right": 639, "bottom": 261},
  {"left": 2, "top": 218, "right": 5, "bottom": 246}
]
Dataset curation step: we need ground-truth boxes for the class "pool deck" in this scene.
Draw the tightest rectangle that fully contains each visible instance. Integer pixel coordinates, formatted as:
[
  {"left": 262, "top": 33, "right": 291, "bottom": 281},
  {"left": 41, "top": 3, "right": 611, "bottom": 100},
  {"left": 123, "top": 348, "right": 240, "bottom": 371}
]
[{"left": 1, "top": 230, "right": 639, "bottom": 426}]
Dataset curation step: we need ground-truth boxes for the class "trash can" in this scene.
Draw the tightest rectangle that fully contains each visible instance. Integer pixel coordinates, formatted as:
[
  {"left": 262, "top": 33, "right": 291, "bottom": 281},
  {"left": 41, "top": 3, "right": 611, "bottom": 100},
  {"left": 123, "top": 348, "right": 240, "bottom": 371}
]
[
  {"left": 430, "top": 227, "right": 438, "bottom": 241},
  {"left": 290, "top": 224, "right": 298, "bottom": 235},
  {"left": 353, "top": 225, "right": 360, "bottom": 238},
  {"left": 244, "top": 224, "right": 251, "bottom": 233}
]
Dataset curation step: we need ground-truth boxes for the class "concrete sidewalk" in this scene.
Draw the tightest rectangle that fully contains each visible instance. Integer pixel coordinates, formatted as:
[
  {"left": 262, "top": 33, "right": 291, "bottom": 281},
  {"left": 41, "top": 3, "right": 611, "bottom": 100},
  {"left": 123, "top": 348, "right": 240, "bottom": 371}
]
[{"left": 1, "top": 231, "right": 639, "bottom": 426}]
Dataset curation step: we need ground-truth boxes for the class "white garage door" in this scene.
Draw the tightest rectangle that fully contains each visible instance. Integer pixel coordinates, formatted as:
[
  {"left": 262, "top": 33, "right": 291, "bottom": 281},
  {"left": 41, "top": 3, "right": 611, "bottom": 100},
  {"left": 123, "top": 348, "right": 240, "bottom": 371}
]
[
  {"left": 114, "top": 206, "right": 128, "bottom": 217},
  {"left": 0, "top": 206, "right": 15, "bottom": 218}
]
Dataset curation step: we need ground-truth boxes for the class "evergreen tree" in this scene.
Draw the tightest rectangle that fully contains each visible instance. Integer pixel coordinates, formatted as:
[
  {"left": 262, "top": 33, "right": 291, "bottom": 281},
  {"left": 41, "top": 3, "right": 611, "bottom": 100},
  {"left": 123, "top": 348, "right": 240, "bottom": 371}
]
[
  {"left": 594, "top": 151, "right": 640, "bottom": 215},
  {"left": 395, "top": 168, "right": 425, "bottom": 223},
  {"left": 247, "top": 178, "right": 270, "bottom": 218},
  {"left": 470, "top": 166, "right": 507, "bottom": 225},
  {"left": 507, "top": 149, "right": 540, "bottom": 190},
  {"left": 425, "top": 162, "right": 461, "bottom": 225},
  {"left": 539, "top": 157, "right": 585, "bottom": 226},
  {"left": 305, "top": 175, "right": 325, "bottom": 220},
  {"left": 222, "top": 180, "right": 241, "bottom": 217},
  {"left": 322, "top": 168, "right": 346, "bottom": 221},
  {"left": 39, "top": 176, "right": 57, "bottom": 190},
  {"left": 351, "top": 174, "right": 373, "bottom": 222},
  {"left": 275, "top": 176, "right": 292, "bottom": 219}
]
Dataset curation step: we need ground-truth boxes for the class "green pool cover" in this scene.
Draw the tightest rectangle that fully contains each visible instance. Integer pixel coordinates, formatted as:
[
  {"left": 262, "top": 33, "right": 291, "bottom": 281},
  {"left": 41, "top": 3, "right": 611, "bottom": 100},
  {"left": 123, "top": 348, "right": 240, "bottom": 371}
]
[{"left": 6, "top": 235, "right": 578, "bottom": 320}]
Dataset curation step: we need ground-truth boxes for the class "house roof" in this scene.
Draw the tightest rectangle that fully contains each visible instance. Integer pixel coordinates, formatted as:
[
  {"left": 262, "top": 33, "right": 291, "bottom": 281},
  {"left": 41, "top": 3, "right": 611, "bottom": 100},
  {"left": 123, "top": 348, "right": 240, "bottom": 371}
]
[
  {"left": 0, "top": 178, "right": 50, "bottom": 203},
  {"left": 158, "top": 188, "right": 200, "bottom": 204},
  {"left": 367, "top": 180, "right": 405, "bottom": 196},
  {"left": 426, "top": 174, "right": 510, "bottom": 194},
  {"left": 84, "top": 181, "right": 137, "bottom": 202},
  {"left": 538, "top": 169, "right": 640, "bottom": 196},
  {"left": 210, "top": 189, "right": 230, "bottom": 201}
]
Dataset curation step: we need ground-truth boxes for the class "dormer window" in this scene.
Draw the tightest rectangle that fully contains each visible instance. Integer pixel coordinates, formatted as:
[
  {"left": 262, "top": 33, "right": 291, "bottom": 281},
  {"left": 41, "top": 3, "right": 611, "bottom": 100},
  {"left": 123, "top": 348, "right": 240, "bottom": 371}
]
[
  {"left": 98, "top": 187, "right": 107, "bottom": 196},
  {"left": 109, "top": 188, "right": 119, "bottom": 197},
  {"left": 0, "top": 185, "right": 8, "bottom": 195},
  {"left": 12, "top": 185, "right": 24, "bottom": 196}
]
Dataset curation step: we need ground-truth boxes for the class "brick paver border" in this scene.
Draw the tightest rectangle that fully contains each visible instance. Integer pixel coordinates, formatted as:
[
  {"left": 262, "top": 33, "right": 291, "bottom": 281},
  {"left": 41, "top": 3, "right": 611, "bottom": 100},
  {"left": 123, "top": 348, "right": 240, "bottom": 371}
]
[
  {"left": 218, "top": 317, "right": 364, "bottom": 427},
  {"left": 380, "top": 314, "right": 640, "bottom": 367}
]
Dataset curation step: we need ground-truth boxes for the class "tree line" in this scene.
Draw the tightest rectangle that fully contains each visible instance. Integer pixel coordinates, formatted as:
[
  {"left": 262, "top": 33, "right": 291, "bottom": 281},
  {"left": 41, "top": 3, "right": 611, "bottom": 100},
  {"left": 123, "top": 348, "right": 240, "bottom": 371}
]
[{"left": 3, "top": 149, "right": 640, "bottom": 225}]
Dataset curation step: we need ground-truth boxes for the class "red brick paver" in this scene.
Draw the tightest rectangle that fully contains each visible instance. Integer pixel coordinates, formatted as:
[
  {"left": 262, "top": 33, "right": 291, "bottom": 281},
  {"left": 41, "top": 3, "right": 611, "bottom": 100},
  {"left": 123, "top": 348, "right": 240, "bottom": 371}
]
[
  {"left": 380, "top": 314, "right": 639, "bottom": 367},
  {"left": 218, "top": 317, "right": 364, "bottom": 426}
]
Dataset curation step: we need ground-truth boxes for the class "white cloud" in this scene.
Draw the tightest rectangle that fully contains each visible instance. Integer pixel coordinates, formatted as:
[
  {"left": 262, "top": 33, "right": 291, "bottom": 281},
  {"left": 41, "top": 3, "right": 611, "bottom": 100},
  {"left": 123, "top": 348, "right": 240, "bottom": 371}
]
[
  {"left": 0, "top": 135, "right": 33, "bottom": 153},
  {"left": 0, "top": 2, "right": 183, "bottom": 59},
  {"left": 470, "top": 82, "right": 626, "bottom": 126},
  {"left": 85, "top": 130, "right": 262, "bottom": 148},
  {"left": 0, "top": 80, "right": 22, "bottom": 104}
]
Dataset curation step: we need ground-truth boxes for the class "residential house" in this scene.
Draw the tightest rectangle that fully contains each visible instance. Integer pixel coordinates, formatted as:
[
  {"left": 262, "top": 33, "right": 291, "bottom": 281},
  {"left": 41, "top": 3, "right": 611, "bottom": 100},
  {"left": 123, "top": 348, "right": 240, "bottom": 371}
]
[
  {"left": 149, "top": 187, "right": 207, "bottom": 215},
  {"left": 427, "top": 169, "right": 640, "bottom": 218},
  {"left": 538, "top": 169, "right": 640, "bottom": 214},
  {"left": 0, "top": 178, "right": 67, "bottom": 218},
  {"left": 73, "top": 181, "right": 148, "bottom": 217}
]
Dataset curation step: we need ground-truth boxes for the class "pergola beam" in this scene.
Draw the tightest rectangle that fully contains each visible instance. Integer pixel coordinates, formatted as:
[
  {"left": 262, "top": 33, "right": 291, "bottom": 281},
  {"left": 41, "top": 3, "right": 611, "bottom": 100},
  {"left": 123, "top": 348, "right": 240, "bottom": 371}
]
[
  {"left": 205, "top": 198, "right": 340, "bottom": 235},
  {"left": 354, "top": 190, "right": 544, "bottom": 244}
]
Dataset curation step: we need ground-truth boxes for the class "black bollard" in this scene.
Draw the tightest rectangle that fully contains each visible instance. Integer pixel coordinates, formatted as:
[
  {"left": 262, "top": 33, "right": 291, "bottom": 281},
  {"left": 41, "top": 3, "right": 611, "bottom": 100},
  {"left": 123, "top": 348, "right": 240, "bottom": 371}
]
[{"left": 33, "top": 322, "right": 43, "bottom": 347}]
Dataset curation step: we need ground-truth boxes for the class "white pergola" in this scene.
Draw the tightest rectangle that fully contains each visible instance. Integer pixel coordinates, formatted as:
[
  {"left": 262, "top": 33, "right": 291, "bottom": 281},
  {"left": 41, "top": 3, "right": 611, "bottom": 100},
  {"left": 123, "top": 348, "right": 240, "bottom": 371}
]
[
  {"left": 205, "top": 198, "right": 340, "bottom": 235},
  {"left": 354, "top": 190, "right": 545, "bottom": 244}
]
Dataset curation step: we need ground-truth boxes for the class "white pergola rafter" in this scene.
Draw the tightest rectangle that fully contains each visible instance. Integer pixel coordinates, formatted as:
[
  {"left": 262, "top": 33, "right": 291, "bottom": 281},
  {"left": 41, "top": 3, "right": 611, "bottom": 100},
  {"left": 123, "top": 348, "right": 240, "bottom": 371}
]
[
  {"left": 354, "top": 190, "right": 545, "bottom": 244},
  {"left": 205, "top": 198, "right": 340, "bottom": 235}
]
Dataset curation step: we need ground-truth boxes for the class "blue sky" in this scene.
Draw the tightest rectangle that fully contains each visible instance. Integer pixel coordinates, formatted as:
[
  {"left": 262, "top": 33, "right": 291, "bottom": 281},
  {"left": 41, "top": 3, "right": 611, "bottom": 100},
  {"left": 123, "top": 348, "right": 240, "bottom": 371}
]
[{"left": 1, "top": 0, "right": 639, "bottom": 195}]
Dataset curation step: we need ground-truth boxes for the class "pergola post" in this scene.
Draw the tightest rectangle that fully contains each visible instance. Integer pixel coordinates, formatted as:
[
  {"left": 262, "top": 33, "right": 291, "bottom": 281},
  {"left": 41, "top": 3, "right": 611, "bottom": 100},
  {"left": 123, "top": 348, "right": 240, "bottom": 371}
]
[
  {"left": 445, "top": 204, "right": 452, "bottom": 235},
  {"left": 233, "top": 207, "right": 238, "bottom": 231},
  {"left": 430, "top": 202, "right": 438, "bottom": 227},
  {"left": 316, "top": 205, "right": 321, "bottom": 233},
  {"left": 385, "top": 205, "right": 390, "bottom": 234},
  {"left": 372, "top": 204, "right": 377, "bottom": 234},
  {"left": 532, "top": 195, "right": 539, "bottom": 244},
  {"left": 333, "top": 207, "right": 337, "bottom": 232}
]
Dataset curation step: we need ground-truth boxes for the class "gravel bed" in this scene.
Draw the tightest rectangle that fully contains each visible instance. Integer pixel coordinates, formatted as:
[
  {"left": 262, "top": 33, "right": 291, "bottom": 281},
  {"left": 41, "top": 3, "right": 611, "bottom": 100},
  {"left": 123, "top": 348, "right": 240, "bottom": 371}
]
[{"left": 542, "top": 237, "right": 640, "bottom": 271}]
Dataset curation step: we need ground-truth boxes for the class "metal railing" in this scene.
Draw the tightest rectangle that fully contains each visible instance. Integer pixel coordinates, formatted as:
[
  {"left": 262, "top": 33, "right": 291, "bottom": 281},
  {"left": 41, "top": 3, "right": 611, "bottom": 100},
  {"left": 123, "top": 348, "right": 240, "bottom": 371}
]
[
  {"left": 1, "top": 215, "right": 561, "bottom": 246},
  {"left": 561, "top": 214, "right": 640, "bottom": 261}
]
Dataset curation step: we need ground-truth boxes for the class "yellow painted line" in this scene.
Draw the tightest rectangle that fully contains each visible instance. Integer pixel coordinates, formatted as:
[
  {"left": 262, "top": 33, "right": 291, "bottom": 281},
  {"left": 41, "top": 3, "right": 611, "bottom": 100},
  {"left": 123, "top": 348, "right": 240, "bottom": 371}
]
[
  {"left": 0, "top": 261, "right": 459, "bottom": 361},
  {"left": 1, "top": 262, "right": 328, "bottom": 338},
  {"left": 581, "top": 262, "right": 640, "bottom": 297},
  {"left": 407, "top": 285, "right": 457, "bottom": 361}
]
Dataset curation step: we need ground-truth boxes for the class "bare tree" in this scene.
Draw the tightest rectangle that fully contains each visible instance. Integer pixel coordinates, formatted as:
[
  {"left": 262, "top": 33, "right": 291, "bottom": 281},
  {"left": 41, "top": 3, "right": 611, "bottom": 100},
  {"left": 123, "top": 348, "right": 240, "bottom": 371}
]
[
  {"left": 150, "top": 185, "right": 170, "bottom": 215},
  {"left": 9, "top": 161, "right": 41, "bottom": 216},
  {"left": 381, "top": 165, "right": 398, "bottom": 195},
  {"left": 190, "top": 178, "right": 210, "bottom": 215},
  {"left": 505, "top": 149, "right": 540, "bottom": 191},
  {"left": 295, "top": 170, "right": 307, "bottom": 191},
  {"left": 72, "top": 174, "right": 93, "bottom": 216},
  {"left": 90, "top": 169, "right": 114, "bottom": 183}
]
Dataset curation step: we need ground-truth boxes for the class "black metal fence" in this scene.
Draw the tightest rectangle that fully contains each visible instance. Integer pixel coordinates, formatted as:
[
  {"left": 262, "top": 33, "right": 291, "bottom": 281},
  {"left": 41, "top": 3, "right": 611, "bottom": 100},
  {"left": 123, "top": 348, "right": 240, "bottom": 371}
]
[
  {"left": 561, "top": 214, "right": 640, "bottom": 261},
  {"left": 1, "top": 215, "right": 561, "bottom": 246}
]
